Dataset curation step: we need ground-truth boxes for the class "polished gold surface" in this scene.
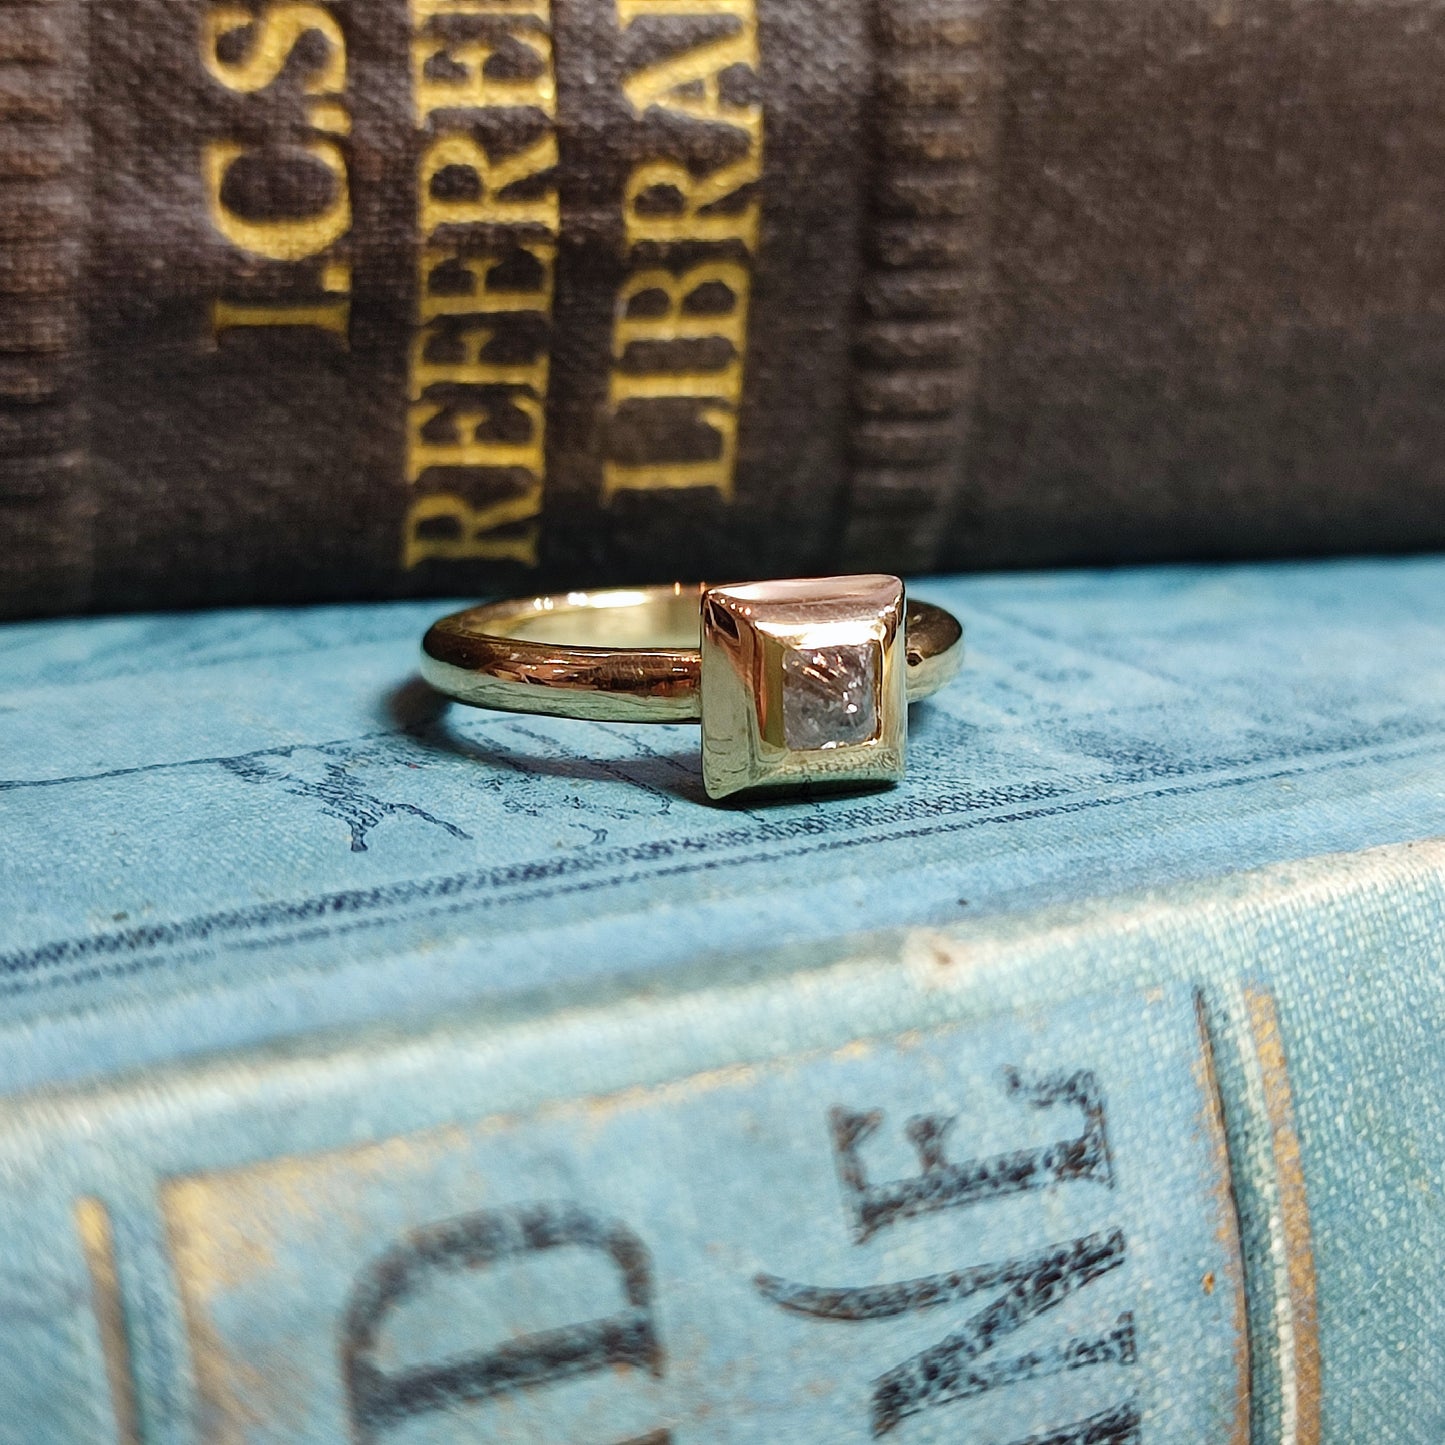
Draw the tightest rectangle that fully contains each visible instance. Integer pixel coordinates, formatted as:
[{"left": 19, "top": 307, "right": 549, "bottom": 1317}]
[
  {"left": 700, "top": 575, "right": 908, "bottom": 798},
  {"left": 420, "top": 580, "right": 962, "bottom": 728}
]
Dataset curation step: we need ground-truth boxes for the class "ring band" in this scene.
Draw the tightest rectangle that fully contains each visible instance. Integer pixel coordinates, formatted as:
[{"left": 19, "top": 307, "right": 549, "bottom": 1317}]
[{"left": 421, "top": 574, "right": 963, "bottom": 799}]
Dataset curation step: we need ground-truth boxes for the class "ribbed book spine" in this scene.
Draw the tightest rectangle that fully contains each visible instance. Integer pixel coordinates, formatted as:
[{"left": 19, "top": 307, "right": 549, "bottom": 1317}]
[
  {"left": 0, "top": 0, "right": 90, "bottom": 613},
  {"left": 6, "top": 0, "right": 1445, "bottom": 615}
]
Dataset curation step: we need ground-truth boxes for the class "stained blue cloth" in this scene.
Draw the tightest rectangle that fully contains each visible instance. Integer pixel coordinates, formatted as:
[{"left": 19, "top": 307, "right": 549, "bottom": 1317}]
[{"left": 0, "top": 558, "right": 1442, "bottom": 1442}]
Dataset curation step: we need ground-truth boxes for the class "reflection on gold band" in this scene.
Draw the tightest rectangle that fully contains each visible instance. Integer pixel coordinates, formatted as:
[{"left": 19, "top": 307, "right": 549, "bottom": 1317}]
[{"left": 420, "top": 582, "right": 964, "bottom": 723}]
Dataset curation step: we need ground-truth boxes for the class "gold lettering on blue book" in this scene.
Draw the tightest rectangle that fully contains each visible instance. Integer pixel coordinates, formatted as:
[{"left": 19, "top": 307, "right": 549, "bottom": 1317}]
[
  {"left": 201, "top": 3, "right": 354, "bottom": 343},
  {"left": 603, "top": 0, "right": 763, "bottom": 502},
  {"left": 75, "top": 1197, "right": 143, "bottom": 1445},
  {"left": 754, "top": 1068, "right": 1140, "bottom": 1442},
  {"left": 1243, "top": 986, "right": 1322, "bottom": 1445},
  {"left": 342, "top": 1204, "right": 670, "bottom": 1443},
  {"left": 403, "top": 0, "right": 557, "bottom": 569}
]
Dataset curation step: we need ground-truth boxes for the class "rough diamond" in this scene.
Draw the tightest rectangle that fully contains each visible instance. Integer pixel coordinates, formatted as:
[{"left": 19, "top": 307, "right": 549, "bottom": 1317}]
[{"left": 781, "top": 643, "right": 880, "bottom": 751}]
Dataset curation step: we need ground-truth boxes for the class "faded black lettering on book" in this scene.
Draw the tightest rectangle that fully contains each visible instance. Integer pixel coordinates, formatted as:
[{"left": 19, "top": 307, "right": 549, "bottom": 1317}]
[
  {"left": 1021, "top": 1405, "right": 1143, "bottom": 1445},
  {"left": 340, "top": 1203, "right": 672, "bottom": 1444},
  {"left": 756, "top": 1067, "right": 1138, "bottom": 1441},
  {"left": 831, "top": 1067, "right": 1114, "bottom": 1243}
]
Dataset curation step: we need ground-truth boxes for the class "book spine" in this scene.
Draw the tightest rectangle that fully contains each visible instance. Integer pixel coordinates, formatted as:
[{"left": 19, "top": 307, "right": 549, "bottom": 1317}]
[
  {"left": 1, "top": 840, "right": 1442, "bottom": 1442},
  {"left": 6, "top": 0, "right": 1445, "bottom": 617},
  {"left": 0, "top": 0, "right": 91, "bottom": 613}
]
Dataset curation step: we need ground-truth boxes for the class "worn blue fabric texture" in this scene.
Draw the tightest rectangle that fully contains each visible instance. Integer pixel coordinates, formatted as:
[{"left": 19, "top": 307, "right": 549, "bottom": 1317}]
[{"left": 0, "top": 558, "right": 1442, "bottom": 1444}]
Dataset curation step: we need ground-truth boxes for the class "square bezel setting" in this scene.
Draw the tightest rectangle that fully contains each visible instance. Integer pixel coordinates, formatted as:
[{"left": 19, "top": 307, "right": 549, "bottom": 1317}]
[{"left": 700, "top": 575, "right": 907, "bottom": 799}]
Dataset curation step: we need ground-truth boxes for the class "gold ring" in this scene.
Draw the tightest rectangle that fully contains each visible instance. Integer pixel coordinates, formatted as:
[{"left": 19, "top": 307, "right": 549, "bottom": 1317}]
[{"left": 421, "top": 574, "right": 963, "bottom": 799}]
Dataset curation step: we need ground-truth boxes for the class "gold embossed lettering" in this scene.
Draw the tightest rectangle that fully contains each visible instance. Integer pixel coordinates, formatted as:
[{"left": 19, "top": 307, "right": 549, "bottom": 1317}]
[
  {"left": 418, "top": 131, "right": 559, "bottom": 236},
  {"left": 622, "top": 19, "right": 755, "bottom": 116},
  {"left": 404, "top": 0, "right": 559, "bottom": 568},
  {"left": 613, "top": 260, "right": 747, "bottom": 354},
  {"left": 213, "top": 296, "right": 350, "bottom": 339},
  {"left": 410, "top": 325, "right": 548, "bottom": 394},
  {"left": 604, "top": 0, "right": 763, "bottom": 501},
  {"left": 204, "top": 139, "right": 351, "bottom": 263},
  {"left": 408, "top": 393, "right": 545, "bottom": 479},
  {"left": 609, "top": 261, "right": 747, "bottom": 401},
  {"left": 202, "top": 1, "right": 354, "bottom": 345},
  {"left": 419, "top": 242, "right": 555, "bottom": 316},
  {"left": 602, "top": 407, "right": 739, "bottom": 499},
  {"left": 412, "top": 29, "right": 556, "bottom": 121},
  {"left": 413, "top": 0, "right": 547, "bottom": 18},
  {"left": 624, "top": 154, "right": 760, "bottom": 251},
  {"left": 403, "top": 491, "right": 542, "bottom": 566},
  {"left": 203, "top": 3, "right": 345, "bottom": 95}
]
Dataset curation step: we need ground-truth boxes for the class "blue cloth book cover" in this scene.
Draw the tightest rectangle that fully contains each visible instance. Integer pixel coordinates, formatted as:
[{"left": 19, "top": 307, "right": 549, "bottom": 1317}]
[{"left": 1, "top": 558, "right": 1443, "bottom": 1443}]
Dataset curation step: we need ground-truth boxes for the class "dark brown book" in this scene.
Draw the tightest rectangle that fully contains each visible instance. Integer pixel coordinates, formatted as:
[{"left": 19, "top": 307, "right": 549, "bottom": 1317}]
[{"left": 4, "top": 0, "right": 1445, "bottom": 618}]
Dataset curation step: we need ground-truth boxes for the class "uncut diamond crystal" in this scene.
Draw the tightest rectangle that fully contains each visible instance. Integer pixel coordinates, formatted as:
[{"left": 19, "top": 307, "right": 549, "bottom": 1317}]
[{"left": 781, "top": 643, "right": 880, "bottom": 751}]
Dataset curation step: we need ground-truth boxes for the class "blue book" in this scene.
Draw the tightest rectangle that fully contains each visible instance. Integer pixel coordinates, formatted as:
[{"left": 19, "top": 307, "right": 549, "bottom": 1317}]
[{"left": 1, "top": 558, "right": 1443, "bottom": 1444}]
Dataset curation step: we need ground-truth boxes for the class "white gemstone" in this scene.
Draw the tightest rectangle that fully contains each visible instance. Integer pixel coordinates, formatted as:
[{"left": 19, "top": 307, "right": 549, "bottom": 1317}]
[{"left": 781, "top": 643, "right": 880, "bottom": 750}]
